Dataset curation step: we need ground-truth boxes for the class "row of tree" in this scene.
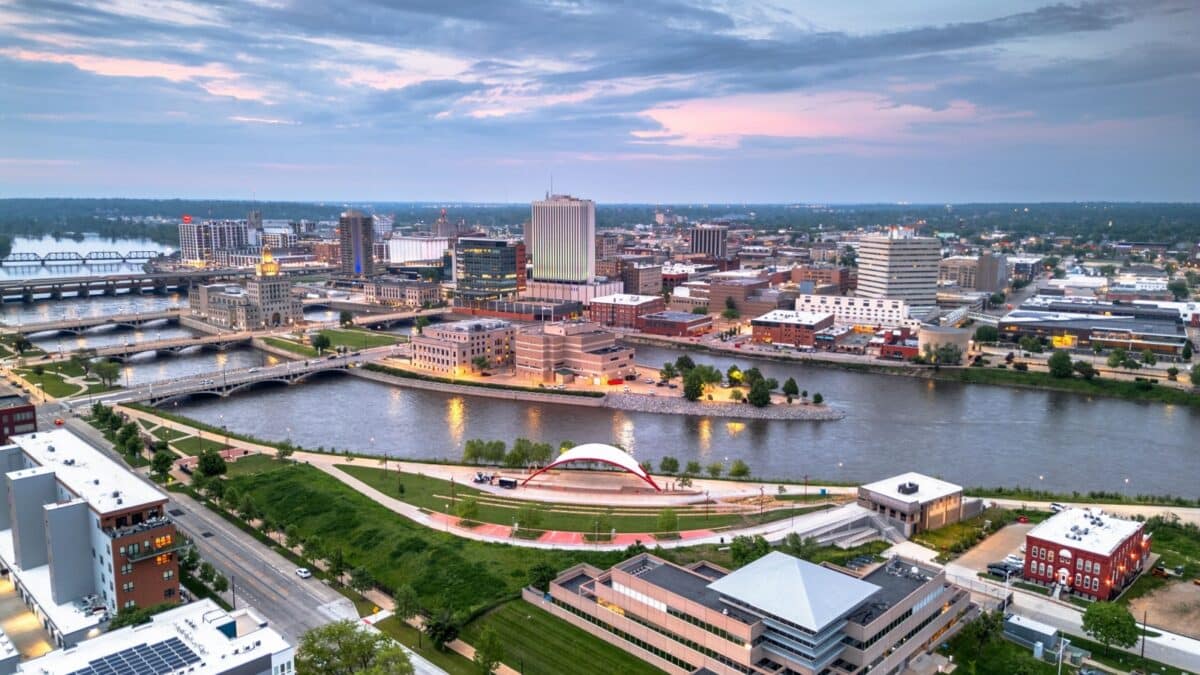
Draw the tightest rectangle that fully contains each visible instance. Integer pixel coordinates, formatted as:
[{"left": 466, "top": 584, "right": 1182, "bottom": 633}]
[
  {"left": 460, "top": 437, "right": 569, "bottom": 467},
  {"left": 663, "top": 354, "right": 823, "bottom": 406}
]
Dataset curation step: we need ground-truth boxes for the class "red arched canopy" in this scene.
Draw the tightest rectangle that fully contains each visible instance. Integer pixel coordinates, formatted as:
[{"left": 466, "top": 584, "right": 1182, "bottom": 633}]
[{"left": 521, "top": 443, "right": 660, "bottom": 491}]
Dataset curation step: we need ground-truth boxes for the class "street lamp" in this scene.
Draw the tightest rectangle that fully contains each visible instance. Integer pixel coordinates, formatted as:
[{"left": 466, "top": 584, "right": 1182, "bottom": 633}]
[{"left": 1056, "top": 636, "right": 1071, "bottom": 675}]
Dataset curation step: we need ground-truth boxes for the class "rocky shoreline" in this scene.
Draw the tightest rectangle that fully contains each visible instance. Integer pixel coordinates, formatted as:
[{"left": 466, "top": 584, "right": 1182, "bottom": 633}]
[{"left": 604, "top": 392, "right": 845, "bottom": 421}]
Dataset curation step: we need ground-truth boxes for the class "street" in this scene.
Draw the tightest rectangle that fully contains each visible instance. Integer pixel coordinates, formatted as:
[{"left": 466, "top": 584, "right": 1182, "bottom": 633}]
[{"left": 57, "top": 409, "right": 358, "bottom": 644}]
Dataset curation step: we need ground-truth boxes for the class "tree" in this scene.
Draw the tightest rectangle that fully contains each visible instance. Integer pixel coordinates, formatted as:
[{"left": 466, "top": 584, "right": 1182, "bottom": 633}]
[
  {"left": 684, "top": 460, "right": 702, "bottom": 476},
  {"left": 659, "top": 456, "right": 679, "bottom": 474},
  {"left": 960, "top": 610, "right": 1004, "bottom": 660},
  {"left": 297, "top": 620, "right": 413, "bottom": 675},
  {"left": 238, "top": 494, "right": 260, "bottom": 520},
  {"left": 393, "top": 583, "right": 421, "bottom": 621},
  {"left": 527, "top": 561, "right": 558, "bottom": 592},
  {"left": 691, "top": 305, "right": 708, "bottom": 315},
  {"left": 1081, "top": 602, "right": 1139, "bottom": 655},
  {"left": 730, "top": 535, "right": 770, "bottom": 566},
  {"left": 424, "top": 609, "right": 460, "bottom": 650},
  {"left": 1107, "top": 348, "right": 1128, "bottom": 369},
  {"left": 747, "top": 379, "right": 771, "bottom": 407},
  {"left": 726, "top": 364, "right": 743, "bottom": 384},
  {"left": 1140, "top": 349, "right": 1157, "bottom": 366},
  {"left": 151, "top": 450, "right": 174, "bottom": 480},
  {"left": 656, "top": 508, "right": 678, "bottom": 534},
  {"left": 673, "top": 354, "right": 695, "bottom": 372},
  {"left": 1047, "top": 349, "right": 1073, "bottom": 378},
  {"left": 1167, "top": 278, "right": 1189, "bottom": 300},
  {"left": 414, "top": 316, "right": 431, "bottom": 335},
  {"left": 782, "top": 376, "right": 799, "bottom": 398},
  {"left": 1018, "top": 336, "right": 1043, "bottom": 354},
  {"left": 276, "top": 444, "right": 295, "bottom": 462},
  {"left": 12, "top": 335, "right": 32, "bottom": 355},
  {"left": 659, "top": 362, "right": 679, "bottom": 381},
  {"left": 454, "top": 497, "right": 479, "bottom": 523},
  {"left": 683, "top": 369, "right": 704, "bottom": 401},
  {"left": 516, "top": 504, "right": 545, "bottom": 530},
  {"left": 729, "top": 459, "right": 750, "bottom": 478},
  {"left": 31, "top": 364, "right": 44, "bottom": 377},
  {"left": 973, "top": 325, "right": 999, "bottom": 343},
  {"left": 339, "top": 310, "right": 354, "bottom": 327},
  {"left": 197, "top": 449, "right": 227, "bottom": 477},
  {"left": 706, "top": 462, "right": 723, "bottom": 478},
  {"left": 1191, "top": 363, "right": 1200, "bottom": 386},
  {"left": 349, "top": 567, "right": 376, "bottom": 592},
  {"left": 1183, "top": 340, "right": 1193, "bottom": 361},
  {"left": 1072, "top": 360, "right": 1098, "bottom": 380},
  {"left": 471, "top": 355, "right": 490, "bottom": 371},
  {"left": 212, "top": 573, "right": 229, "bottom": 594},
  {"left": 311, "top": 333, "right": 332, "bottom": 354},
  {"left": 93, "top": 360, "right": 121, "bottom": 387},
  {"left": 473, "top": 627, "right": 504, "bottom": 674},
  {"left": 782, "top": 533, "right": 820, "bottom": 560},
  {"left": 729, "top": 387, "right": 743, "bottom": 402},
  {"left": 812, "top": 392, "right": 824, "bottom": 405},
  {"left": 199, "top": 561, "right": 216, "bottom": 583}
]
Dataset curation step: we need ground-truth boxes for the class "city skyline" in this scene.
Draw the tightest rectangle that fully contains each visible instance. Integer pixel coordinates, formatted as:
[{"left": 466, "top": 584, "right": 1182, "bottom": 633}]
[{"left": 1, "top": 1, "right": 1197, "bottom": 203}]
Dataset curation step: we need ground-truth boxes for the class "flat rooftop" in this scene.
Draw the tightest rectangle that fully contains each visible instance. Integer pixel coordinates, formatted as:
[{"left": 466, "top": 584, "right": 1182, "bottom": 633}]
[
  {"left": 641, "top": 310, "right": 709, "bottom": 322},
  {"left": 1027, "top": 508, "right": 1143, "bottom": 557},
  {"left": 0, "top": 527, "right": 100, "bottom": 638},
  {"left": 859, "top": 472, "right": 962, "bottom": 505},
  {"left": 751, "top": 309, "right": 833, "bottom": 326},
  {"left": 0, "top": 395, "right": 30, "bottom": 410},
  {"left": 590, "top": 294, "right": 662, "bottom": 306},
  {"left": 618, "top": 558, "right": 755, "bottom": 624},
  {"left": 433, "top": 318, "right": 512, "bottom": 333},
  {"left": 10, "top": 429, "right": 167, "bottom": 515},
  {"left": 847, "top": 559, "right": 938, "bottom": 625},
  {"left": 708, "top": 552, "right": 879, "bottom": 632},
  {"left": 17, "top": 600, "right": 290, "bottom": 675},
  {"left": 1000, "top": 311, "right": 1182, "bottom": 336}
]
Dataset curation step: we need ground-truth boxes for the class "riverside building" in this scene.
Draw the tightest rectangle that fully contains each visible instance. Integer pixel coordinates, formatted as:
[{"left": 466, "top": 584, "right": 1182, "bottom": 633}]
[
  {"left": 856, "top": 229, "right": 940, "bottom": 307},
  {"left": 411, "top": 318, "right": 516, "bottom": 375},
  {"left": 515, "top": 320, "right": 636, "bottom": 384},
  {"left": 533, "top": 551, "right": 967, "bottom": 675},
  {"left": 1023, "top": 508, "right": 1149, "bottom": 601},
  {"left": 0, "top": 429, "right": 182, "bottom": 648}
]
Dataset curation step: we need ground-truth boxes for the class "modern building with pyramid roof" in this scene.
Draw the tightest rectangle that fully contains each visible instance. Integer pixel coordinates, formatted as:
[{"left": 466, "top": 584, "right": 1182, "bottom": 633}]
[{"left": 530, "top": 549, "right": 969, "bottom": 675}]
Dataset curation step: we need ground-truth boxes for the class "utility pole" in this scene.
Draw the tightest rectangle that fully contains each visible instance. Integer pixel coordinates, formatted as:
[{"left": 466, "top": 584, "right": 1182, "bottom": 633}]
[{"left": 1141, "top": 609, "right": 1148, "bottom": 660}]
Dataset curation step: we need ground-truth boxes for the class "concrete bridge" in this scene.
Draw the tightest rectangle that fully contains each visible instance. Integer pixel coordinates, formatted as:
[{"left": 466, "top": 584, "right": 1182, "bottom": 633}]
[
  {"left": 12, "top": 309, "right": 182, "bottom": 336},
  {"left": 351, "top": 307, "right": 451, "bottom": 328},
  {"left": 88, "top": 332, "right": 253, "bottom": 362},
  {"left": 105, "top": 355, "right": 362, "bottom": 406},
  {"left": 0, "top": 250, "right": 164, "bottom": 266},
  {"left": 0, "top": 266, "right": 336, "bottom": 302}
]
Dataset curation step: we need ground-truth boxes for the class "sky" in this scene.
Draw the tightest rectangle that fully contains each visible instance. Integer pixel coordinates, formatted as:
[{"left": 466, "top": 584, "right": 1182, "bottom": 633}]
[{"left": 1, "top": 0, "right": 1198, "bottom": 203}]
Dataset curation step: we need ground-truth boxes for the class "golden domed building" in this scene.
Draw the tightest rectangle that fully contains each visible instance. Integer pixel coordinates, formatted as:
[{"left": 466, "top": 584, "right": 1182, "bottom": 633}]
[{"left": 190, "top": 248, "right": 303, "bottom": 329}]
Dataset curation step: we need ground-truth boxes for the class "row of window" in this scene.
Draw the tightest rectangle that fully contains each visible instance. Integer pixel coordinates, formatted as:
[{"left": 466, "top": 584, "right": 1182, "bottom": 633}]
[{"left": 549, "top": 598, "right": 696, "bottom": 672}]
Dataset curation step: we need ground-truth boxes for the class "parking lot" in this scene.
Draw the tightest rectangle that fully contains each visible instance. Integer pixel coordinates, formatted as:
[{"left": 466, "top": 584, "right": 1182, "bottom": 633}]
[{"left": 954, "top": 522, "right": 1034, "bottom": 575}]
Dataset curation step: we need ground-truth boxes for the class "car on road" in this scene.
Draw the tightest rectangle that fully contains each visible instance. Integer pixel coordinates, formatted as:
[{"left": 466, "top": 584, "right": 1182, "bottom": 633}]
[
  {"left": 1049, "top": 502, "right": 1068, "bottom": 513},
  {"left": 295, "top": 567, "right": 312, "bottom": 579},
  {"left": 1004, "top": 554, "right": 1025, "bottom": 566}
]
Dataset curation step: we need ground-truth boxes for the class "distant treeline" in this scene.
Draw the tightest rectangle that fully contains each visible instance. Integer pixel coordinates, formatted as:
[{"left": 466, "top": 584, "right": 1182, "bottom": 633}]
[{"left": 0, "top": 198, "right": 1197, "bottom": 245}]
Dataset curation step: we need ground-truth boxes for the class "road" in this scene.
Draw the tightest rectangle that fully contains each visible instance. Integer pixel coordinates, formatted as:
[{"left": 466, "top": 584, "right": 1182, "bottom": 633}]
[{"left": 55, "top": 408, "right": 358, "bottom": 644}]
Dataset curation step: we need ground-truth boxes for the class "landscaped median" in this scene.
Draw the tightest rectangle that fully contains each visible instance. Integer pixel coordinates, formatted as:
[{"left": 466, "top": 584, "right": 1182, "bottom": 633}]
[
  {"left": 362, "top": 363, "right": 606, "bottom": 398},
  {"left": 261, "top": 328, "right": 400, "bottom": 358}
]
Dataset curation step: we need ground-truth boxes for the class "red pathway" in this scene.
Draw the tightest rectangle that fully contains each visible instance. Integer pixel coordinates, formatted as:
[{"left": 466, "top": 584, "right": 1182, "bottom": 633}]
[{"left": 428, "top": 512, "right": 716, "bottom": 546}]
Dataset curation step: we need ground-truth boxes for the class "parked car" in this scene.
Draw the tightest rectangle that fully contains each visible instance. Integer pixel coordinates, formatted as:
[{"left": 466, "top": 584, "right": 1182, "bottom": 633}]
[
  {"left": 1049, "top": 502, "right": 1068, "bottom": 513},
  {"left": 295, "top": 567, "right": 312, "bottom": 579}
]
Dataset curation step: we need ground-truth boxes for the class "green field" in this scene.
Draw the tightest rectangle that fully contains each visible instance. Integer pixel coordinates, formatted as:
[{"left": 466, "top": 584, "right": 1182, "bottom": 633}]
[
  {"left": 462, "top": 600, "right": 663, "bottom": 675},
  {"left": 224, "top": 462, "right": 632, "bottom": 616},
  {"left": 373, "top": 618, "right": 475, "bottom": 675},
  {"left": 151, "top": 426, "right": 189, "bottom": 441},
  {"left": 321, "top": 328, "right": 398, "bottom": 350},
  {"left": 16, "top": 368, "right": 82, "bottom": 397},
  {"left": 225, "top": 454, "right": 287, "bottom": 477},
  {"left": 944, "top": 633, "right": 1056, "bottom": 674},
  {"left": 171, "top": 435, "right": 228, "bottom": 456},
  {"left": 945, "top": 366, "right": 1200, "bottom": 407},
  {"left": 337, "top": 464, "right": 826, "bottom": 535},
  {"left": 262, "top": 337, "right": 317, "bottom": 357}
]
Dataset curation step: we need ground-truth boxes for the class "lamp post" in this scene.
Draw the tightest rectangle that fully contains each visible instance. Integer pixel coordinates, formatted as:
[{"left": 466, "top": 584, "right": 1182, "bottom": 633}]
[{"left": 1056, "top": 636, "right": 1070, "bottom": 675}]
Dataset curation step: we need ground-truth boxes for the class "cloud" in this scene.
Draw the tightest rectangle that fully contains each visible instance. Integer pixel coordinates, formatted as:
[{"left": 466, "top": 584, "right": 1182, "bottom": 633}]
[{"left": 229, "top": 116, "right": 300, "bottom": 126}]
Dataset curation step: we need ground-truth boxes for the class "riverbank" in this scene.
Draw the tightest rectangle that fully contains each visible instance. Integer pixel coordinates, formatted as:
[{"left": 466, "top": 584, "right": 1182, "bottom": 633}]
[{"left": 622, "top": 333, "right": 1200, "bottom": 407}]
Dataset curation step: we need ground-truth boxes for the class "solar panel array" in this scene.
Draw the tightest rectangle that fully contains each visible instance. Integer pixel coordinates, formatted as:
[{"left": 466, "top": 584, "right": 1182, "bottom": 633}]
[{"left": 67, "top": 636, "right": 200, "bottom": 675}]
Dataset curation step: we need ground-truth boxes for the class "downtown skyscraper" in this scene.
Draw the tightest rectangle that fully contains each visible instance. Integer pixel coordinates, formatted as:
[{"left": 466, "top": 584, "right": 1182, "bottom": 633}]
[
  {"left": 338, "top": 209, "right": 375, "bottom": 277},
  {"left": 528, "top": 195, "right": 595, "bottom": 284}
]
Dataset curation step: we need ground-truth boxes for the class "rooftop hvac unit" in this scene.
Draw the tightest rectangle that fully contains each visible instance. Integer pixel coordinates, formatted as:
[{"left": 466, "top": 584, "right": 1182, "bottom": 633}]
[{"left": 897, "top": 482, "right": 919, "bottom": 495}]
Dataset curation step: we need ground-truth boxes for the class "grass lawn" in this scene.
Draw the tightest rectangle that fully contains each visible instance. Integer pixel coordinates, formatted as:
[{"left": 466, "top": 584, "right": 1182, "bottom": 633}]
[
  {"left": 224, "top": 462, "right": 634, "bottom": 617},
  {"left": 944, "top": 633, "right": 1056, "bottom": 674},
  {"left": 337, "top": 464, "right": 824, "bottom": 534},
  {"left": 912, "top": 508, "right": 1026, "bottom": 558},
  {"left": 461, "top": 600, "right": 663, "bottom": 675},
  {"left": 137, "top": 418, "right": 156, "bottom": 430},
  {"left": 321, "top": 328, "right": 398, "bottom": 350},
  {"left": 262, "top": 337, "right": 317, "bottom": 357},
  {"left": 947, "top": 366, "right": 1200, "bottom": 407},
  {"left": 225, "top": 454, "right": 287, "bottom": 477},
  {"left": 1064, "top": 632, "right": 1181, "bottom": 674},
  {"left": 171, "top": 435, "right": 228, "bottom": 456},
  {"left": 374, "top": 617, "right": 475, "bottom": 675},
  {"left": 151, "top": 426, "right": 189, "bottom": 442},
  {"left": 16, "top": 369, "right": 81, "bottom": 397}
]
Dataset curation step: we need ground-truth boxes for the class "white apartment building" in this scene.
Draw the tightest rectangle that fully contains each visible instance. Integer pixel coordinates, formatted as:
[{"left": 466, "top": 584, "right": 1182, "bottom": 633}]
[
  {"left": 856, "top": 229, "right": 940, "bottom": 307},
  {"left": 528, "top": 195, "right": 595, "bottom": 284},
  {"left": 179, "top": 220, "right": 250, "bottom": 266},
  {"left": 16, "top": 599, "right": 293, "bottom": 675},
  {"left": 795, "top": 294, "right": 921, "bottom": 329}
]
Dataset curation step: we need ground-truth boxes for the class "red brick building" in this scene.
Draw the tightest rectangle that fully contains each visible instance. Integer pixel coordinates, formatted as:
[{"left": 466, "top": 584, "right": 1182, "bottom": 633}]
[
  {"left": 790, "top": 264, "right": 856, "bottom": 294},
  {"left": 638, "top": 311, "right": 713, "bottom": 337},
  {"left": 587, "top": 294, "right": 665, "bottom": 329},
  {"left": 1023, "top": 508, "right": 1149, "bottom": 601},
  {"left": 750, "top": 310, "right": 834, "bottom": 347},
  {"left": 0, "top": 392, "right": 35, "bottom": 443}
]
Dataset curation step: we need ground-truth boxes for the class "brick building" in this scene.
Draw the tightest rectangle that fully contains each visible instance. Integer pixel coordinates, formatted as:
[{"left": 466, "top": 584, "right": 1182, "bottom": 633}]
[
  {"left": 1023, "top": 508, "right": 1149, "bottom": 601},
  {"left": 411, "top": 318, "right": 515, "bottom": 374},
  {"left": 515, "top": 320, "right": 636, "bottom": 384},
  {"left": 638, "top": 311, "right": 713, "bottom": 337},
  {"left": 587, "top": 294, "right": 666, "bottom": 329},
  {"left": 0, "top": 392, "right": 35, "bottom": 443},
  {"left": 750, "top": 310, "right": 834, "bottom": 348},
  {"left": 790, "top": 264, "right": 856, "bottom": 294}
]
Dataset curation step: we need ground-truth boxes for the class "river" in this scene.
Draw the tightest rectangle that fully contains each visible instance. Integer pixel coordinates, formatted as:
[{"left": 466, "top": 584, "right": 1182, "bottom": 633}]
[
  {"left": 170, "top": 345, "right": 1200, "bottom": 496},
  {"left": 0, "top": 234, "right": 175, "bottom": 280}
]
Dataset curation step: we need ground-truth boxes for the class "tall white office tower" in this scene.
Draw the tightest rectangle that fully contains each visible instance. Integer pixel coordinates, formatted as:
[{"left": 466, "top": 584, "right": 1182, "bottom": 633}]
[
  {"left": 528, "top": 194, "right": 595, "bottom": 284},
  {"left": 856, "top": 227, "right": 941, "bottom": 307}
]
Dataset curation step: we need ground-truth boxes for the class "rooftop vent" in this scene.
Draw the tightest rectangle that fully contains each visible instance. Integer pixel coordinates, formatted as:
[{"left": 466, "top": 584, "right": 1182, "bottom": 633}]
[
  {"left": 897, "top": 482, "right": 919, "bottom": 495},
  {"left": 111, "top": 491, "right": 120, "bottom": 498},
  {"left": 47, "top": 445, "right": 55, "bottom": 452}
]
